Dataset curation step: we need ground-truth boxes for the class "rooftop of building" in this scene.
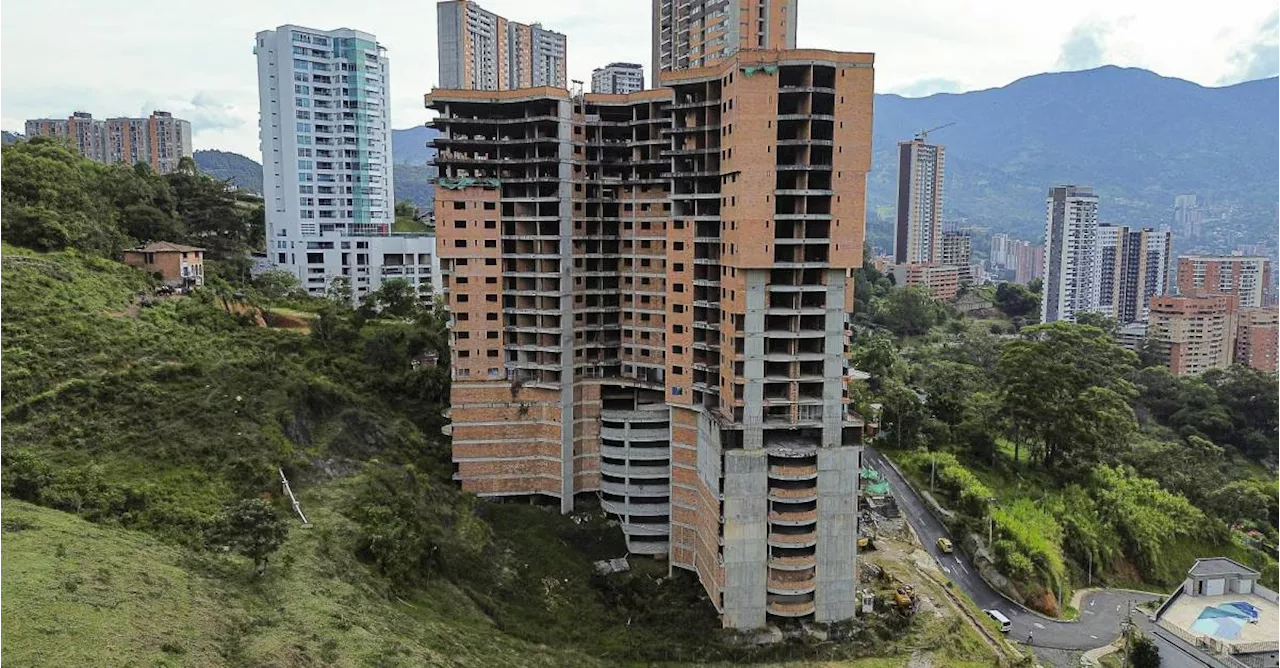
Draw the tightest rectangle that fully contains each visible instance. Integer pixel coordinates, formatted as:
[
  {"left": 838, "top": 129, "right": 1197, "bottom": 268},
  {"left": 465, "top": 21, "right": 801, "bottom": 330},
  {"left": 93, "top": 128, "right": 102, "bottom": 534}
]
[
  {"left": 126, "top": 241, "right": 205, "bottom": 254},
  {"left": 1188, "top": 557, "right": 1260, "bottom": 578}
]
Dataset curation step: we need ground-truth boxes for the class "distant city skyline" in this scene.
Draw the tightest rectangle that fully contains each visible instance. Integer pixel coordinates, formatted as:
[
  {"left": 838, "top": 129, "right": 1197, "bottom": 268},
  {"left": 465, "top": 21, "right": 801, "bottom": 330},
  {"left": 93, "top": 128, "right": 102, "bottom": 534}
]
[{"left": 2, "top": 0, "right": 1276, "bottom": 156}]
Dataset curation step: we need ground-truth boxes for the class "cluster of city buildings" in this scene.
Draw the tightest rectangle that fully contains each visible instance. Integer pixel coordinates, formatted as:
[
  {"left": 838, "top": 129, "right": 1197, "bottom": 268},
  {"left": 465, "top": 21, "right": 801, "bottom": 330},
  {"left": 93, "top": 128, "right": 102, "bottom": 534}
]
[
  {"left": 428, "top": 0, "right": 875, "bottom": 629},
  {"left": 23, "top": 110, "right": 193, "bottom": 174},
  {"left": 1040, "top": 185, "right": 1276, "bottom": 375},
  {"left": 988, "top": 233, "right": 1044, "bottom": 284}
]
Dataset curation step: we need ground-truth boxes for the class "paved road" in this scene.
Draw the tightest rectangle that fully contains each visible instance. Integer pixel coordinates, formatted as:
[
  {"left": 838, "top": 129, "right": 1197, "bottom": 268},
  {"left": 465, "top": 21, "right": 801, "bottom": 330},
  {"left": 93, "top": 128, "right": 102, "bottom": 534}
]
[{"left": 864, "top": 447, "right": 1159, "bottom": 651}]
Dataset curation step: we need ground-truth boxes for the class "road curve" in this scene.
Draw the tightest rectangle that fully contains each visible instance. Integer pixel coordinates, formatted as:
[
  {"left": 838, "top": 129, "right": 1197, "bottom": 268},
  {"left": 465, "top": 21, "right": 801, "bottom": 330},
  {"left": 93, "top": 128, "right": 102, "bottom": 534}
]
[{"left": 863, "top": 447, "right": 1159, "bottom": 650}]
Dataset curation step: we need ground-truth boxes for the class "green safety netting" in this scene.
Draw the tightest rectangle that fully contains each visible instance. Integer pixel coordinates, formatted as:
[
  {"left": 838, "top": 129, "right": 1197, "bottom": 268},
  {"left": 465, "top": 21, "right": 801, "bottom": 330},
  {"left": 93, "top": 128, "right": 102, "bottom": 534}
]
[
  {"left": 437, "top": 176, "right": 500, "bottom": 190},
  {"left": 865, "top": 481, "right": 890, "bottom": 496},
  {"left": 741, "top": 65, "right": 778, "bottom": 77},
  {"left": 860, "top": 467, "right": 882, "bottom": 481}
]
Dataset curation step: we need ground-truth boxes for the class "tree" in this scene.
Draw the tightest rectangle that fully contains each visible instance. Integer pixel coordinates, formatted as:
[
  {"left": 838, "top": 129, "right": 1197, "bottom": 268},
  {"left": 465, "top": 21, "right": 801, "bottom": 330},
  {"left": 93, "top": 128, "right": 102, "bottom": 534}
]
[
  {"left": 998, "top": 322, "right": 1139, "bottom": 471},
  {"left": 879, "top": 377, "right": 924, "bottom": 448},
  {"left": 853, "top": 332, "right": 900, "bottom": 389},
  {"left": 918, "top": 360, "right": 987, "bottom": 429},
  {"left": 1074, "top": 311, "right": 1119, "bottom": 336},
  {"left": 873, "top": 286, "right": 946, "bottom": 336},
  {"left": 325, "top": 276, "right": 353, "bottom": 305},
  {"left": 993, "top": 282, "right": 1039, "bottom": 319},
  {"left": 209, "top": 498, "right": 289, "bottom": 575},
  {"left": 1206, "top": 480, "right": 1277, "bottom": 530},
  {"left": 1128, "top": 634, "right": 1159, "bottom": 668},
  {"left": 360, "top": 278, "right": 420, "bottom": 320},
  {"left": 254, "top": 269, "right": 303, "bottom": 300}
]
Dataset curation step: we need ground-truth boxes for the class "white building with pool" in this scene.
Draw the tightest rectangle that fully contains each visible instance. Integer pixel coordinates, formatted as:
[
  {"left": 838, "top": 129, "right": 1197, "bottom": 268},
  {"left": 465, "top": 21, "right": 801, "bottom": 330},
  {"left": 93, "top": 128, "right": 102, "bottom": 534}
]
[{"left": 1152, "top": 557, "right": 1278, "bottom": 668}]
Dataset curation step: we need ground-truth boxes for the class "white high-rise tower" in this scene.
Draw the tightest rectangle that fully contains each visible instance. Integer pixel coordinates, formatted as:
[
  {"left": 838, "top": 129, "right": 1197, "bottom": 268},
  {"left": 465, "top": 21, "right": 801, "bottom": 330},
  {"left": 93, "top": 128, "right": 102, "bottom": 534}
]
[
  {"left": 1041, "top": 185, "right": 1100, "bottom": 323},
  {"left": 255, "top": 25, "right": 438, "bottom": 300}
]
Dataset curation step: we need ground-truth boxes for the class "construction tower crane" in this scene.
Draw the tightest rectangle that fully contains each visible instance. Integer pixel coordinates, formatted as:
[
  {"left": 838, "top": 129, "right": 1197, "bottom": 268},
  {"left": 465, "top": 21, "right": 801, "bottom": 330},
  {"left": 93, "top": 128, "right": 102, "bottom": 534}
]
[{"left": 914, "top": 122, "right": 955, "bottom": 142}]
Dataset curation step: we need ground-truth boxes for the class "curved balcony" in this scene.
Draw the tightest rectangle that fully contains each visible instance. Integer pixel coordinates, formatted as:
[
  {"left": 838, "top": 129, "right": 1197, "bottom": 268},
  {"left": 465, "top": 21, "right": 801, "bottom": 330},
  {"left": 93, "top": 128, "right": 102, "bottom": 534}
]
[
  {"left": 768, "top": 463, "right": 818, "bottom": 481},
  {"left": 767, "top": 598, "right": 816, "bottom": 617},
  {"left": 768, "top": 572, "right": 817, "bottom": 595},
  {"left": 767, "top": 530, "right": 817, "bottom": 548},
  {"left": 601, "top": 498, "right": 670, "bottom": 517},
  {"left": 600, "top": 461, "right": 671, "bottom": 478},
  {"left": 600, "top": 426, "right": 669, "bottom": 442},
  {"left": 601, "top": 479, "right": 669, "bottom": 497},
  {"left": 768, "top": 487, "right": 818, "bottom": 504},
  {"left": 626, "top": 538, "right": 670, "bottom": 555},
  {"left": 600, "top": 444, "right": 669, "bottom": 461},
  {"left": 600, "top": 408, "right": 670, "bottom": 424},
  {"left": 769, "top": 508, "right": 817, "bottom": 526},
  {"left": 768, "top": 554, "right": 816, "bottom": 571},
  {"left": 621, "top": 522, "right": 670, "bottom": 537}
]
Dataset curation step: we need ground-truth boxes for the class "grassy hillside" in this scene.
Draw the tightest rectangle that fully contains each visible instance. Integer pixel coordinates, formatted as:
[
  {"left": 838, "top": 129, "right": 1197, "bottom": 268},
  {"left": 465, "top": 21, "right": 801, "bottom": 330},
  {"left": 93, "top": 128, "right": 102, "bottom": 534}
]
[
  {"left": 1, "top": 498, "right": 596, "bottom": 667},
  {"left": 0, "top": 246, "right": 1005, "bottom": 666}
]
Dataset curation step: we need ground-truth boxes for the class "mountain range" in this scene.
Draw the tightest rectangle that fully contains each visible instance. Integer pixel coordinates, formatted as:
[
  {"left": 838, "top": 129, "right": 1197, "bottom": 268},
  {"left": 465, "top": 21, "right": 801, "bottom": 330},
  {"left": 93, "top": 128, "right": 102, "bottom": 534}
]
[
  {"left": 191, "top": 66, "right": 1279, "bottom": 250},
  {"left": 867, "top": 66, "right": 1278, "bottom": 252}
]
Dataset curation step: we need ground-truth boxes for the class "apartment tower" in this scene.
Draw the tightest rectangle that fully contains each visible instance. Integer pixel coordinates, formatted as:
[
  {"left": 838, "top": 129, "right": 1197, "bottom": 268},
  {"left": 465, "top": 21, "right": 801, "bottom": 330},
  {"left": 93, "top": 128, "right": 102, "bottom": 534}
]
[
  {"left": 651, "top": 0, "right": 798, "bottom": 84},
  {"left": 1096, "top": 225, "right": 1171, "bottom": 324},
  {"left": 1176, "top": 255, "right": 1273, "bottom": 309},
  {"left": 893, "top": 137, "right": 945, "bottom": 264},
  {"left": 1148, "top": 295, "right": 1238, "bottom": 376},
  {"left": 1041, "top": 185, "right": 1100, "bottom": 323},
  {"left": 25, "top": 111, "right": 193, "bottom": 174},
  {"left": 437, "top": 0, "right": 567, "bottom": 90},
  {"left": 256, "top": 25, "right": 437, "bottom": 301},
  {"left": 429, "top": 46, "right": 875, "bottom": 629},
  {"left": 592, "top": 62, "right": 646, "bottom": 94},
  {"left": 1235, "top": 308, "right": 1279, "bottom": 373}
]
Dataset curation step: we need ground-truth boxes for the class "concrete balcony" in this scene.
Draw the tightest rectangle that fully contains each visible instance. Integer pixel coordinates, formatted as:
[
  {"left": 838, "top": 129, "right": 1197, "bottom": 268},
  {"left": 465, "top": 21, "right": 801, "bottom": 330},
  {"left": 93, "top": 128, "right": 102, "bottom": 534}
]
[
  {"left": 768, "top": 554, "right": 816, "bottom": 571},
  {"left": 621, "top": 522, "right": 671, "bottom": 537},
  {"left": 769, "top": 508, "right": 817, "bottom": 526},
  {"left": 600, "top": 461, "right": 671, "bottom": 478},
  {"left": 600, "top": 426, "right": 669, "bottom": 442},
  {"left": 600, "top": 408, "right": 670, "bottom": 423},
  {"left": 768, "top": 574, "right": 817, "bottom": 596},
  {"left": 601, "top": 498, "right": 670, "bottom": 517},
  {"left": 599, "top": 444, "right": 669, "bottom": 461},
  {"left": 625, "top": 537, "right": 670, "bottom": 555},
  {"left": 768, "top": 487, "right": 818, "bottom": 504},
  {"left": 767, "top": 598, "right": 816, "bottom": 617},
  {"left": 768, "top": 530, "right": 817, "bottom": 548},
  {"left": 768, "top": 464, "right": 818, "bottom": 481},
  {"left": 601, "top": 479, "right": 669, "bottom": 497}
]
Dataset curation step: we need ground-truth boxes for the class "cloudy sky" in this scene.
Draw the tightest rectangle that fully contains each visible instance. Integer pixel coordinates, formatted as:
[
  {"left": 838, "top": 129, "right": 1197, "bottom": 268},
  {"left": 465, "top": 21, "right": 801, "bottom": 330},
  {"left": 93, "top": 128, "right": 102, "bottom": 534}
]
[{"left": 3, "top": 0, "right": 1276, "bottom": 157}]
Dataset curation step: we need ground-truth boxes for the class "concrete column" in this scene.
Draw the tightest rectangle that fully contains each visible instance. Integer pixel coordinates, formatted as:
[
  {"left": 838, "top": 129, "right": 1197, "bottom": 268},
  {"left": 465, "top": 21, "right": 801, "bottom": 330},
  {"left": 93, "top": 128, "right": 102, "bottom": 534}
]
[
  {"left": 722, "top": 449, "right": 768, "bottom": 629},
  {"left": 814, "top": 445, "right": 859, "bottom": 622},
  {"left": 557, "top": 100, "right": 576, "bottom": 513},
  {"left": 743, "top": 270, "right": 769, "bottom": 449}
]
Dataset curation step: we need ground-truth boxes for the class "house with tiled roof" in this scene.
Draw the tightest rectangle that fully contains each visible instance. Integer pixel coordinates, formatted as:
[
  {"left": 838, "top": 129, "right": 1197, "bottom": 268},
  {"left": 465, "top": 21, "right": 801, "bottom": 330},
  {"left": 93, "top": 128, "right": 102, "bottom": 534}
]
[{"left": 123, "top": 241, "right": 204, "bottom": 288}]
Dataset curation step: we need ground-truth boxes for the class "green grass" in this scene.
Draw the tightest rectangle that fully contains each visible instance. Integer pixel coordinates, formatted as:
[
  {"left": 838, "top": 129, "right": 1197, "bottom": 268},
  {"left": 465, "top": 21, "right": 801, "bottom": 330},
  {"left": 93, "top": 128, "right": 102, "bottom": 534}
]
[
  {"left": 1, "top": 497, "right": 599, "bottom": 667},
  {"left": 392, "top": 217, "right": 433, "bottom": 234}
]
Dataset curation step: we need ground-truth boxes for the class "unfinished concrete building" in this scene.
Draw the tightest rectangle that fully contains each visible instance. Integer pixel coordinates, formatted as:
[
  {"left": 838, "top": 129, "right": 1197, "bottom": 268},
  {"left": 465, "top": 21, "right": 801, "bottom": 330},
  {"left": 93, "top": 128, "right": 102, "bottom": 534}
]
[{"left": 428, "top": 47, "right": 874, "bottom": 629}]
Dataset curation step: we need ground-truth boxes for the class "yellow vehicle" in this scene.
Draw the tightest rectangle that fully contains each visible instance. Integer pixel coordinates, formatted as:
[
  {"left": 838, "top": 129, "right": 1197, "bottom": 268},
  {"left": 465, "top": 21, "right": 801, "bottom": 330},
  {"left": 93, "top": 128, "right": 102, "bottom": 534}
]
[{"left": 936, "top": 537, "right": 953, "bottom": 554}]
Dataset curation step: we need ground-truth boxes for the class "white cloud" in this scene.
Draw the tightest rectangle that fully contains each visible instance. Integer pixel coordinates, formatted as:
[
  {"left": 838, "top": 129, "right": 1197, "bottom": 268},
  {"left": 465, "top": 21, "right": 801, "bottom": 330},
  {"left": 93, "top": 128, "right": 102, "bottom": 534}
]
[
  {"left": 1220, "top": 10, "right": 1280, "bottom": 84},
  {"left": 1, "top": 0, "right": 1276, "bottom": 157}
]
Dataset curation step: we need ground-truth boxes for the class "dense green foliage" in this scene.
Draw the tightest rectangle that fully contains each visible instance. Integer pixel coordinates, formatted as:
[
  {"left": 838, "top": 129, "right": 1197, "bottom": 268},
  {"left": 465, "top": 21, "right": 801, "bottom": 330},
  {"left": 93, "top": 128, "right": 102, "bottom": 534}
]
[
  {"left": 2, "top": 137, "right": 263, "bottom": 261},
  {"left": 857, "top": 285, "right": 1278, "bottom": 614}
]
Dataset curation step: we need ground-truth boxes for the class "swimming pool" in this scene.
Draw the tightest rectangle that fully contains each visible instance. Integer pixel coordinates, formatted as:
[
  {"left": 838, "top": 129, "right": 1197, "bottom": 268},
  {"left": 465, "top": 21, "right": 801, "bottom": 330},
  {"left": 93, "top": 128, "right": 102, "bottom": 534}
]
[{"left": 1189, "top": 601, "right": 1260, "bottom": 640}]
